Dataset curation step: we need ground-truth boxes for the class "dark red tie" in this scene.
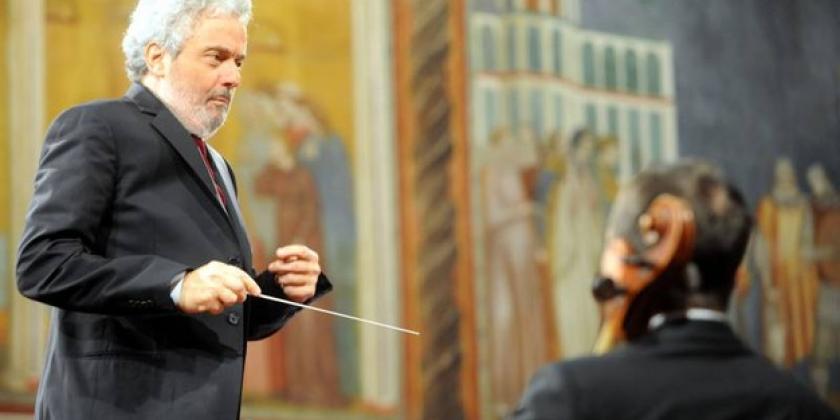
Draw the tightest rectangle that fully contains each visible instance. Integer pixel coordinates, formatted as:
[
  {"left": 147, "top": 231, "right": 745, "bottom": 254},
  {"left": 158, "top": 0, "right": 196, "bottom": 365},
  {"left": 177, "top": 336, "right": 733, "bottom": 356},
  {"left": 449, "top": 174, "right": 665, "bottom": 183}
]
[{"left": 192, "top": 135, "right": 227, "bottom": 208}]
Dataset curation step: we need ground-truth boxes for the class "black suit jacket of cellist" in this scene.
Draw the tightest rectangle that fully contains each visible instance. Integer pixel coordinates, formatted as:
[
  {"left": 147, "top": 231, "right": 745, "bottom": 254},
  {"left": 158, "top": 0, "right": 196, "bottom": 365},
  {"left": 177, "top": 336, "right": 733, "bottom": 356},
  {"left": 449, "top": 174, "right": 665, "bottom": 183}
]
[
  {"left": 513, "top": 320, "right": 838, "bottom": 420},
  {"left": 16, "top": 82, "right": 331, "bottom": 419}
]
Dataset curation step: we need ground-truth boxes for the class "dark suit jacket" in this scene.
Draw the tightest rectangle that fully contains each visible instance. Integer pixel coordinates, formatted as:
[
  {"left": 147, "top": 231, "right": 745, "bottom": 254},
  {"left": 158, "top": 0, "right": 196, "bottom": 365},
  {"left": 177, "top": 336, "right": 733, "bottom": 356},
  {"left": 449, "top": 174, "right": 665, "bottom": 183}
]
[
  {"left": 16, "top": 83, "right": 331, "bottom": 419},
  {"left": 513, "top": 320, "right": 838, "bottom": 420}
]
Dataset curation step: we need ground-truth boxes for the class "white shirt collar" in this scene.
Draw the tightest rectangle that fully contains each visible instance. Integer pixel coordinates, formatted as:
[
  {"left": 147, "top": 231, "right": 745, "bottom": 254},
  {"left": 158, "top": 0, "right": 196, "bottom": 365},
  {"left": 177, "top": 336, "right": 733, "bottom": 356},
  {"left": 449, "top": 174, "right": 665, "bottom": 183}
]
[{"left": 648, "top": 308, "right": 729, "bottom": 330}]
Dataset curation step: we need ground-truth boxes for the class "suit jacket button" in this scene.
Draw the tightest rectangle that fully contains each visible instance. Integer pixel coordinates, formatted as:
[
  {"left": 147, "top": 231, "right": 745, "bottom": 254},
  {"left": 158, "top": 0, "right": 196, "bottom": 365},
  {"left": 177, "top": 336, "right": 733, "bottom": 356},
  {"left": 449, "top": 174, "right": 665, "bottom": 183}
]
[
  {"left": 227, "top": 312, "right": 240, "bottom": 326},
  {"left": 228, "top": 257, "right": 241, "bottom": 266}
]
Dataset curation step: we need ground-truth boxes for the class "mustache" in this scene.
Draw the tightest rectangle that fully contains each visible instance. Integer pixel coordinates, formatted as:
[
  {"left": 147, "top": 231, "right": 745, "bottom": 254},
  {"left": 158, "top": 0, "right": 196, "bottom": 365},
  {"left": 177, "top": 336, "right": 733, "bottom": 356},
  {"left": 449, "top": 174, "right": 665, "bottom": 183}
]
[{"left": 208, "top": 89, "right": 234, "bottom": 104}]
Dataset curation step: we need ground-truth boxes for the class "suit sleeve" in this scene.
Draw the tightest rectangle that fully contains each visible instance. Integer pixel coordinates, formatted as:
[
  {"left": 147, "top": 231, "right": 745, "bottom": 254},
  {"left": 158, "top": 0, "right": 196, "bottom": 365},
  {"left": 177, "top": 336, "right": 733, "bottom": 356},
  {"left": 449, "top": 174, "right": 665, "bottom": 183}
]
[
  {"left": 215, "top": 159, "right": 334, "bottom": 340},
  {"left": 245, "top": 271, "right": 332, "bottom": 340},
  {"left": 16, "top": 106, "right": 189, "bottom": 315},
  {"left": 511, "top": 364, "right": 577, "bottom": 420}
]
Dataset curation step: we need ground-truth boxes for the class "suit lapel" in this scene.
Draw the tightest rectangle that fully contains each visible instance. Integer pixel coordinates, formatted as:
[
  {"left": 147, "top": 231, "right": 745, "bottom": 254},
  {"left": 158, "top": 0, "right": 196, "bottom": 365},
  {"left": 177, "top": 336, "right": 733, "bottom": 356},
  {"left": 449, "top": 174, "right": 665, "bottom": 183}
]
[
  {"left": 151, "top": 112, "right": 224, "bottom": 210},
  {"left": 208, "top": 147, "right": 253, "bottom": 269},
  {"left": 124, "top": 83, "right": 246, "bottom": 251}
]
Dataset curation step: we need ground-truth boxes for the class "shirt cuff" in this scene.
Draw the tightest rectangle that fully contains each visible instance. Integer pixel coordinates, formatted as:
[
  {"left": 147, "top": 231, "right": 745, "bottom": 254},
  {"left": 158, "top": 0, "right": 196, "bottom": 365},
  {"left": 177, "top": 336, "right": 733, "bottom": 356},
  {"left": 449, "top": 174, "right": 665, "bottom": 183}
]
[{"left": 170, "top": 271, "right": 186, "bottom": 305}]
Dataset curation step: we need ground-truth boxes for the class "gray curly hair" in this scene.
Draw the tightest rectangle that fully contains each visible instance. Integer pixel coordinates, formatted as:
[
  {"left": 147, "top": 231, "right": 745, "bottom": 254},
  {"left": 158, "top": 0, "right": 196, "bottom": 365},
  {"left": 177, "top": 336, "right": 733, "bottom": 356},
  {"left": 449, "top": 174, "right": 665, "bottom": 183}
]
[{"left": 122, "top": 0, "right": 252, "bottom": 82}]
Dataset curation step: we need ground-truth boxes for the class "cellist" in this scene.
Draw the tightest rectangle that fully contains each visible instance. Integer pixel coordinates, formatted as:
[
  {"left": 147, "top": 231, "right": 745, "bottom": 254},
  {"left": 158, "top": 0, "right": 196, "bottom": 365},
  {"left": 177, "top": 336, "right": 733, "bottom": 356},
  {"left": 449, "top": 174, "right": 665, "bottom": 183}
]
[{"left": 512, "top": 160, "right": 837, "bottom": 420}]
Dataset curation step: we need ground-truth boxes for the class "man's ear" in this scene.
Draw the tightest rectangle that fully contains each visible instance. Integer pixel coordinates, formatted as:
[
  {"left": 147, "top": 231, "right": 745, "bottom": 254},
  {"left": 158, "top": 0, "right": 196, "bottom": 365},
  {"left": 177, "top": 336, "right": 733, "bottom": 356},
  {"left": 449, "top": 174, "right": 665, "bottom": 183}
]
[{"left": 144, "top": 43, "right": 168, "bottom": 78}]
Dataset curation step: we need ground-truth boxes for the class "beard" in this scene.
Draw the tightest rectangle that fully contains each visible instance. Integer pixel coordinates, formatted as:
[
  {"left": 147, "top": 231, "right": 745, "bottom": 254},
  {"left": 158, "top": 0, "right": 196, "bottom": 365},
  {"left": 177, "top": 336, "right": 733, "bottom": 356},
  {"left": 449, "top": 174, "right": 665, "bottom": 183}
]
[{"left": 157, "top": 73, "right": 233, "bottom": 140}]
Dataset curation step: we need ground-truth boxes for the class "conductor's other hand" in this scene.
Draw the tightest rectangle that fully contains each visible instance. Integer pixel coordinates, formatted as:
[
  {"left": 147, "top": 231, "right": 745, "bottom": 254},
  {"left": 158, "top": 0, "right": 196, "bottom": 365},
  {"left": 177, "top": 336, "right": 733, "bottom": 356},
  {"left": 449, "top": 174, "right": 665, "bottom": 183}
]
[
  {"left": 268, "top": 245, "right": 321, "bottom": 303},
  {"left": 178, "top": 261, "right": 262, "bottom": 314}
]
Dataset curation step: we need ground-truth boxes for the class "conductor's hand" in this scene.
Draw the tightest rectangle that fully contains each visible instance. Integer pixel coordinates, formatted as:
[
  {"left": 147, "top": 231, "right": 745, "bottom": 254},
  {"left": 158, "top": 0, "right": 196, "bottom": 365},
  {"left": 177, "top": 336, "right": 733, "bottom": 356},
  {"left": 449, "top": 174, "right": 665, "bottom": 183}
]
[
  {"left": 178, "top": 261, "right": 262, "bottom": 315},
  {"left": 268, "top": 245, "right": 321, "bottom": 303}
]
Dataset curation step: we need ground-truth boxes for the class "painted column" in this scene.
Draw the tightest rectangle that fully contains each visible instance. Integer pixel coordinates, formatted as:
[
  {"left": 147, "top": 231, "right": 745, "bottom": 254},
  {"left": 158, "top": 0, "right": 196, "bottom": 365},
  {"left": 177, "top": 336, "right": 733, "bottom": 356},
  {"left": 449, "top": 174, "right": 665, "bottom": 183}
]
[
  {"left": 6, "top": 0, "right": 48, "bottom": 392},
  {"left": 352, "top": 0, "right": 402, "bottom": 409}
]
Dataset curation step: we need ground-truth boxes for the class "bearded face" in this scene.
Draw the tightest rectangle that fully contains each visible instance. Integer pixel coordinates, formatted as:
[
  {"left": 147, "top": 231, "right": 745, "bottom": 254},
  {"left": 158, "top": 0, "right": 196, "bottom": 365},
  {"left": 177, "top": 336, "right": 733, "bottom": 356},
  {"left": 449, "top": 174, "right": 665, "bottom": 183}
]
[{"left": 154, "top": 14, "right": 247, "bottom": 139}]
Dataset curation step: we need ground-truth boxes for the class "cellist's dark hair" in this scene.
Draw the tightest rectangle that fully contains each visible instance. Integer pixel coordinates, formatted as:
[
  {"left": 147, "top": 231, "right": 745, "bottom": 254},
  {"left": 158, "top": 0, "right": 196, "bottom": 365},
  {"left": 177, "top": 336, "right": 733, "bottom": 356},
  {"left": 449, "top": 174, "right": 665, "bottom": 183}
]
[{"left": 606, "top": 160, "right": 752, "bottom": 305}]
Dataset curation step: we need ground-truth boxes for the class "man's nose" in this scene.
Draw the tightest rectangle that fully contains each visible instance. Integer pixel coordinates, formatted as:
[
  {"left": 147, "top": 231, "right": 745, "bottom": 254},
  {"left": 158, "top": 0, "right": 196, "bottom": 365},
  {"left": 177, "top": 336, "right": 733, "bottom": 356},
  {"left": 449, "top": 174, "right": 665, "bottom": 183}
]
[{"left": 221, "top": 61, "right": 241, "bottom": 89}]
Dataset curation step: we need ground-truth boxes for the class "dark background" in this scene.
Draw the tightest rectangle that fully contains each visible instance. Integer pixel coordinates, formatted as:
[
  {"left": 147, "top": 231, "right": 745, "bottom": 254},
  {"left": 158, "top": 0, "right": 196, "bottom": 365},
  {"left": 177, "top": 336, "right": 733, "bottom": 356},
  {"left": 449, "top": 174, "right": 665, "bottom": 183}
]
[{"left": 582, "top": 0, "right": 840, "bottom": 208}]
